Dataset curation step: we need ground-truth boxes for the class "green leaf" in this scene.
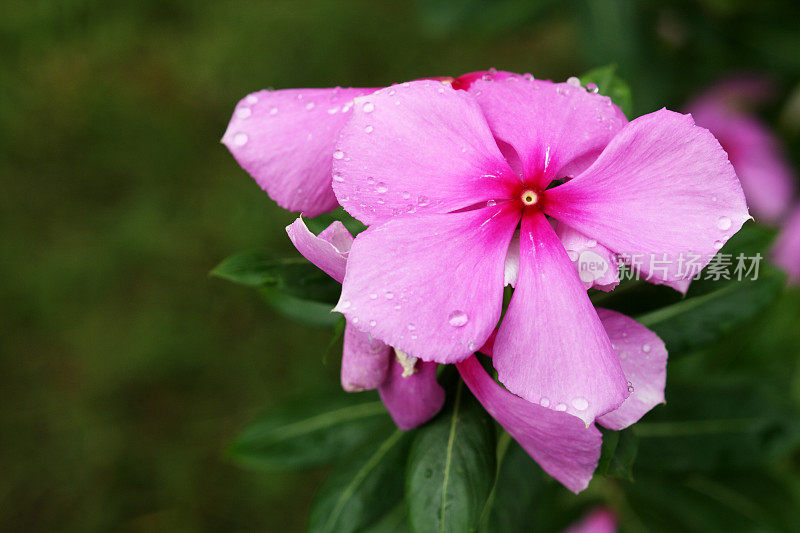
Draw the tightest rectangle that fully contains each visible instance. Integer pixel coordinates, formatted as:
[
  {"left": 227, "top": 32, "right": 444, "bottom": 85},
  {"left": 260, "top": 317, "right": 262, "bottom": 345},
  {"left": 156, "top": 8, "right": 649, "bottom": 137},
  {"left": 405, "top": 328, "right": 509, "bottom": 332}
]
[
  {"left": 308, "top": 429, "right": 410, "bottom": 533},
  {"left": 579, "top": 64, "right": 633, "bottom": 117},
  {"left": 597, "top": 427, "right": 638, "bottom": 480},
  {"left": 478, "top": 434, "right": 545, "bottom": 533},
  {"left": 406, "top": 381, "right": 497, "bottom": 533},
  {"left": 306, "top": 207, "right": 367, "bottom": 237},
  {"left": 211, "top": 250, "right": 341, "bottom": 303},
  {"left": 228, "top": 393, "right": 391, "bottom": 471},
  {"left": 260, "top": 288, "right": 342, "bottom": 329},
  {"left": 633, "top": 379, "right": 800, "bottom": 473},
  {"left": 636, "top": 265, "right": 785, "bottom": 355}
]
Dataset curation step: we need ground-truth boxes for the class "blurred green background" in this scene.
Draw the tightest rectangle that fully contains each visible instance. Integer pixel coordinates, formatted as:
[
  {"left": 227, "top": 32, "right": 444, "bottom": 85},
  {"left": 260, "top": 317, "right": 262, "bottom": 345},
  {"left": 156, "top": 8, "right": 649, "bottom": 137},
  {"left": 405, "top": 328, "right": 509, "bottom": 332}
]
[{"left": 2, "top": 0, "right": 800, "bottom": 530}]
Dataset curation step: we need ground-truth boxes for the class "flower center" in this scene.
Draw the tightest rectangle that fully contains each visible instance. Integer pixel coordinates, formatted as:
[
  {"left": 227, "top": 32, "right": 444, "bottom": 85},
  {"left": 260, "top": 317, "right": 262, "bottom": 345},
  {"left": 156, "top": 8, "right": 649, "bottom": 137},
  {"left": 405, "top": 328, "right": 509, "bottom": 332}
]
[{"left": 520, "top": 189, "right": 539, "bottom": 206}]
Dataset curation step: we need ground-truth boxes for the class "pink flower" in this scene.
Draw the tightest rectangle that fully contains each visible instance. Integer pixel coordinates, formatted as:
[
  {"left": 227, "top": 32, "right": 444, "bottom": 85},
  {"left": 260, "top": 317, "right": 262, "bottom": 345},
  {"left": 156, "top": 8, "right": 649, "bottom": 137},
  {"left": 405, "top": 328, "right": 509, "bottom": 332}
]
[
  {"left": 289, "top": 217, "right": 669, "bottom": 493},
  {"left": 286, "top": 218, "right": 445, "bottom": 431},
  {"left": 773, "top": 204, "right": 800, "bottom": 284},
  {"left": 688, "top": 77, "right": 797, "bottom": 224},
  {"left": 222, "top": 71, "right": 514, "bottom": 216},
  {"left": 563, "top": 508, "right": 617, "bottom": 533},
  {"left": 331, "top": 77, "right": 749, "bottom": 426}
]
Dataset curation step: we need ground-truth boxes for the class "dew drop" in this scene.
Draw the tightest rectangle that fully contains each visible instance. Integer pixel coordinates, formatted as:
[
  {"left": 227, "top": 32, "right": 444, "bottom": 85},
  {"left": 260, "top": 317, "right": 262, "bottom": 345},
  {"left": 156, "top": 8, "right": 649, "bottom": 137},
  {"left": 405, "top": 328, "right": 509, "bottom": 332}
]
[
  {"left": 233, "top": 133, "right": 248, "bottom": 146},
  {"left": 567, "top": 250, "right": 579, "bottom": 262},
  {"left": 269, "top": 107, "right": 278, "bottom": 115},
  {"left": 642, "top": 344, "right": 652, "bottom": 353},
  {"left": 448, "top": 310, "right": 468, "bottom": 327},
  {"left": 567, "top": 76, "right": 581, "bottom": 87},
  {"left": 369, "top": 320, "right": 376, "bottom": 327},
  {"left": 555, "top": 403, "right": 568, "bottom": 411},
  {"left": 245, "top": 94, "right": 258, "bottom": 104},
  {"left": 388, "top": 89, "right": 396, "bottom": 96},
  {"left": 352, "top": 317, "right": 359, "bottom": 324},
  {"left": 418, "top": 195, "right": 430, "bottom": 207},
  {"left": 340, "top": 300, "right": 352, "bottom": 309},
  {"left": 376, "top": 182, "right": 389, "bottom": 193},
  {"left": 362, "top": 102, "right": 375, "bottom": 113},
  {"left": 305, "top": 102, "right": 315, "bottom": 110},
  {"left": 586, "top": 239, "right": 597, "bottom": 248},
  {"left": 394, "top": 304, "right": 402, "bottom": 310},
  {"left": 364, "top": 125, "right": 373, "bottom": 133},
  {"left": 572, "top": 397, "right": 589, "bottom": 411},
  {"left": 717, "top": 216, "right": 732, "bottom": 230},
  {"left": 236, "top": 107, "right": 252, "bottom": 119},
  {"left": 713, "top": 240, "right": 724, "bottom": 250},
  {"left": 333, "top": 150, "right": 344, "bottom": 160},
  {"left": 407, "top": 324, "right": 416, "bottom": 331},
  {"left": 468, "top": 341, "right": 476, "bottom": 351},
  {"left": 333, "top": 174, "right": 344, "bottom": 182},
  {"left": 627, "top": 381, "right": 635, "bottom": 393},
  {"left": 369, "top": 293, "right": 378, "bottom": 299},
  {"left": 486, "top": 199, "right": 497, "bottom": 207},
  {"left": 540, "top": 397, "right": 550, "bottom": 407},
  {"left": 587, "top": 82, "right": 599, "bottom": 94},
  {"left": 401, "top": 191, "right": 411, "bottom": 200},
  {"left": 327, "top": 107, "right": 339, "bottom": 114},
  {"left": 385, "top": 292, "right": 394, "bottom": 300}
]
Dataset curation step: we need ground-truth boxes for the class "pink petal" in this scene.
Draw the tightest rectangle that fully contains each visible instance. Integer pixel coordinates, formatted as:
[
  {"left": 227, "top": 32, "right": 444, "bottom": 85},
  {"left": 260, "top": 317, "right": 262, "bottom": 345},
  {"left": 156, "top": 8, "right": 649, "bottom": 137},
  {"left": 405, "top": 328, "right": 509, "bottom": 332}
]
[
  {"left": 595, "top": 309, "right": 667, "bottom": 430},
  {"left": 456, "top": 355, "right": 603, "bottom": 494},
  {"left": 554, "top": 221, "right": 620, "bottom": 292},
  {"left": 222, "top": 87, "right": 376, "bottom": 217},
  {"left": 773, "top": 204, "right": 800, "bottom": 284},
  {"left": 493, "top": 212, "right": 628, "bottom": 427},
  {"left": 340, "top": 324, "right": 391, "bottom": 392},
  {"left": 332, "top": 80, "right": 518, "bottom": 225},
  {"left": 690, "top": 104, "right": 796, "bottom": 224},
  {"left": 467, "top": 78, "right": 628, "bottom": 189},
  {"left": 379, "top": 353, "right": 445, "bottom": 430},
  {"left": 545, "top": 109, "right": 750, "bottom": 283},
  {"left": 286, "top": 218, "right": 353, "bottom": 283},
  {"left": 563, "top": 508, "right": 617, "bottom": 533},
  {"left": 335, "top": 205, "right": 520, "bottom": 364}
]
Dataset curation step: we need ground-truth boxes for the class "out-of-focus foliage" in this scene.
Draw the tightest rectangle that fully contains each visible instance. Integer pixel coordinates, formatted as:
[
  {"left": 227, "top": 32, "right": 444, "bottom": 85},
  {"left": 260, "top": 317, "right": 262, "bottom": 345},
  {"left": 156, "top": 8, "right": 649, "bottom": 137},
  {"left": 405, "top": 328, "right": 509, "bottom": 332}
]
[{"left": 2, "top": 0, "right": 800, "bottom": 531}]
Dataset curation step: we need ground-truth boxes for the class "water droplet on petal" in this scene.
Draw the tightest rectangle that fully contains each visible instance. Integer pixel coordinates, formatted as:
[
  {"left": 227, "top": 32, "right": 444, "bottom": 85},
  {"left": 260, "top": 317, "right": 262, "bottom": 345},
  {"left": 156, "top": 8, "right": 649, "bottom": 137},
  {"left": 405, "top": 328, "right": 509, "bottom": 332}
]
[
  {"left": 364, "top": 125, "right": 373, "bottom": 133},
  {"left": 540, "top": 397, "right": 550, "bottom": 407},
  {"left": 376, "top": 182, "right": 388, "bottom": 193},
  {"left": 642, "top": 344, "right": 652, "bottom": 353},
  {"left": 333, "top": 150, "right": 344, "bottom": 160},
  {"left": 714, "top": 240, "right": 724, "bottom": 250},
  {"left": 236, "top": 107, "right": 252, "bottom": 119},
  {"left": 340, "top": 300, "right": 352, "bottom": 309},
  {"left": 586, "top": 239, "right": 597, "bottom": 248},
  {"left": 587, "top": 83, "right": 599, "bottom": 93},
  {"left": 305, "top": 102, "right": 315, "bottom": 110},
  {"left": 572, "top": 397, "right": 589, "bottom": 411},
  {"left": 245, "top": 95, "right": 258, "bottom": 104},
  {"left": 418, "top": 195, "right": 430, "bottom": 207},
  {"left": 555, "top": 403, "right": 567, "bottom": 411},
  {"left": 407, "top": 324, "right": 416, "bottom": 331},
  {"left": 369, "top": 293, "right": 378, "bottom": 299},
  {"left": 333, "top": 174, "right": 344, "bottom": 182},
  {"left": 627, "top": 381, "right": 635, "bottom": 393},
  {"left": 717, "top": 216, "right": 732, "bottom": 230},
  {"left": 369, "top": 320, "right": 376, "bottom": 327},
  {"left": 448, "top": 310, "right": 468, "bottom": 327},
  {"left": 567, "top": 250, "right": 579, "bottom": 262},
  {"left": 401, "top": 191, "right": 411, "bottom": 200},
  {"left": 567, "top": 76, "right": 581, "bottom": 87},
  {"left": 486, "top": 199, "right": 497, "bottom": 207},
  {"left": 362, "top": 102, "right": 375, "bottom": 113},
  {"left": 269, "top": 107, "right": 278, "bottom": 115},
  {"left": 385, "top": 292, "right": 394, "bottom": 299},
  {"left": 233, "top": 133, "right": 248, "bottom": 146}
]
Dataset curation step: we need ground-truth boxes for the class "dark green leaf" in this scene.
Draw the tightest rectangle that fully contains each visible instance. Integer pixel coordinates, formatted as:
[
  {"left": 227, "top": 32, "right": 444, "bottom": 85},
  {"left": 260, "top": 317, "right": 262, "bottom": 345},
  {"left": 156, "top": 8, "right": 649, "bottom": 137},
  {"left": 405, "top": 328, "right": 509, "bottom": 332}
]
[
  {"left": 260, "top": 288, "right": 342, "bottom": 329},
  {"left": 597, "top": 427, "right": 638, "bottom": 480},
  {"left": 306, "top": 207, "right": 367, "bottom": 237},
  {"left": 479, "top": 434, "right": 545, "bottom": 533},
  {"left": 636, "top": 265, "right": 785, "bottom": 355},
  {"left": 228, "top": 393, "right": 391, "bottom": 471},
  {"left": 308, "top": 429, "right": 410, "bottom": 533},
  {"left": 633, "top": 379, "right": 800, "bottom": 473},
  {"left": 211, "top": 250, "right": 341, "bottom": 303},
  {"left": 406, "top": 381, "right": 496, "bottom": 533},
  {"left": 579, "top": 64, "right": 633, "bottom": 117}
]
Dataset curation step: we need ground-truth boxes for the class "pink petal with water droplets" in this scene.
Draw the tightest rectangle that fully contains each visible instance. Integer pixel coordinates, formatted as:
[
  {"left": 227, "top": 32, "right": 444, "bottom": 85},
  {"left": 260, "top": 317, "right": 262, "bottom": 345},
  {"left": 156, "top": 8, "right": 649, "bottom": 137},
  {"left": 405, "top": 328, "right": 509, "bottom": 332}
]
[
  {"left": 545, "top": 109, "right": 750, "bottom": 283},
  {"left": 467, "top": 78, "right": 628, "bottom": 189},
  {"left": 286, "top": 218, "right": 353, "bottom": 283},
  {"left": 554, "top": 221, "right": 620, "bottom": 292},
  {"left": 332, "top": 80, "right": 518, "bottom": 225},
  {"left": 379, "top": 356, "right": 444, "bottom": 430},
  {"left": 335, "top": 205, "right": 520, "bottom": 364},
  {"left": 223, "top": 87, "right": 376, "bottom": 216},
  {"left": 456, "top": 355, "right": 603, "bottom": 494},
  {"left": 493, "top": 212, "right": 628, "bottom": 427},
  {"left": 596, "top": 309, "right": 667, "bottom": 430}
]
